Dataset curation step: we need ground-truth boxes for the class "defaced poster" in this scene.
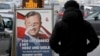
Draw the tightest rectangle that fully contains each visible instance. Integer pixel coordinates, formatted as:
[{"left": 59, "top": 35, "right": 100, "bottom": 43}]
[{"left": 16, "top": 9, "right": 53, "bottom": 56}]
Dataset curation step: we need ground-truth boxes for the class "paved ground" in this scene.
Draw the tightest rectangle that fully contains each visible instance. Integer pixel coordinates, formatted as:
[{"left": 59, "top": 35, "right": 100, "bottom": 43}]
[{"left": 0, "top": 38, "right": 11, "bottom": 56}]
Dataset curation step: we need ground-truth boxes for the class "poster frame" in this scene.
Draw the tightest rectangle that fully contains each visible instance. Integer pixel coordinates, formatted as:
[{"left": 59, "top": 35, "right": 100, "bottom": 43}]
[{"left": 13, "top": 8, "right": 54, "bottom": 56}]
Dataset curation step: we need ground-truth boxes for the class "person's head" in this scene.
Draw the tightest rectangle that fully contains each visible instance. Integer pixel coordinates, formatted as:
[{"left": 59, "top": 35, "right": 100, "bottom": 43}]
[
  {"left": 62, "top": 8, "right": 83, "bottom": 23},
  {"left": 64, "top": 0, "right": 79, "bottom": 9},
  {"left": 25, "top": 11, "right": 42, "bottom": 37}
]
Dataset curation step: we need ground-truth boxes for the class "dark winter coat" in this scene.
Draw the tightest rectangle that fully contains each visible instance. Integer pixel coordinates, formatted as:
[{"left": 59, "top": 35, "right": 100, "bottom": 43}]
[{"left": 49, "top": 8, "right": 99, "bottom": 56}]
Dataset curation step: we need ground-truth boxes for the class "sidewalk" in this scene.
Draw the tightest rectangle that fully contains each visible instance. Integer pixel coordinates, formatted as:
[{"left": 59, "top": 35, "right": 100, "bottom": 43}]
[{"left": 0, "top": 54, "right": 9, "bottom": 56}]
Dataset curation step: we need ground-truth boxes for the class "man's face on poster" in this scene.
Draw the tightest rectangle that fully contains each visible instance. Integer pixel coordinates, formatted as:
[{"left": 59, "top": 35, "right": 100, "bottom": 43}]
[{"left": 25, "top": 15, "right": 41, "bottom": 37}]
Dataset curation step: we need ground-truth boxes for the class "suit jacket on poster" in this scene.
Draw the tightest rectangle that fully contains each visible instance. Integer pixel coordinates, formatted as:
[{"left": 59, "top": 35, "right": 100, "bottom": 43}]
[{"left": 17, "top": 35, "right": 51, "bottom": 56}]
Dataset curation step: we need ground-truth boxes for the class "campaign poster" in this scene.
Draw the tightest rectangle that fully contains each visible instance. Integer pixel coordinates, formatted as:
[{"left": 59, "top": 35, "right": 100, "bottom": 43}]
[{"left": 16, "top": 9, "right": 52, "bottom": 56}]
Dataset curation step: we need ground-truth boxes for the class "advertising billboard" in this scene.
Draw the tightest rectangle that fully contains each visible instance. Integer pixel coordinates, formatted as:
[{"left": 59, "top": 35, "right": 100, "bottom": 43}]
[{"left": 16, "top": 9, "right": 52, "bottom": 56}]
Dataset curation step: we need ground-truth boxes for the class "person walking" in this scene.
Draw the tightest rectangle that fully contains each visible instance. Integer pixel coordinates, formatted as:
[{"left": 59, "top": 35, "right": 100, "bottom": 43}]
[{"left": 49, "top": 0, "right": 99, "bottom": 56}]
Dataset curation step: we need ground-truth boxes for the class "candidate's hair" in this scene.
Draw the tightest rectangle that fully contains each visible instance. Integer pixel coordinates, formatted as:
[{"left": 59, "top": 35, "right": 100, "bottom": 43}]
[{"left": 25, "top": 11, "right": 41, "bottom": 21}]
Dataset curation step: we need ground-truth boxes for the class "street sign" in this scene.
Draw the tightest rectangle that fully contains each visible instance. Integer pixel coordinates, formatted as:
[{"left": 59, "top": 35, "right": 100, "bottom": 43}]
[{"left": 22, "top": 0, "right": 44, "bottom": 8}]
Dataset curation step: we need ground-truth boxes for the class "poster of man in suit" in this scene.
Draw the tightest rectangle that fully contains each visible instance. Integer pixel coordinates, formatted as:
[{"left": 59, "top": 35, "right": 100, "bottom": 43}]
[{"left": 16, "top": 9, "right": 53, "bottom": 56}]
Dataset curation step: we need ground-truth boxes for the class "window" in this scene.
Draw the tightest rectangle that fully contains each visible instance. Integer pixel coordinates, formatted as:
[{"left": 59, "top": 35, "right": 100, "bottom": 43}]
[
  {"left": 3, "top": 17, "right": 12, "bottom": 27},
  {"left": 0, "top": 3, "right": 11, "bottom": 9}
]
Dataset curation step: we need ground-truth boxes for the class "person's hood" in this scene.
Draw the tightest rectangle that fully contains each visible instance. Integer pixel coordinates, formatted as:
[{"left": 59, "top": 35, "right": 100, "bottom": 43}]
[
  {"left": 62, "top": 7, "right": 84, "bottom": 23},
  {"left": 64, "top": 0, "right": 79, "bottom": 9}
]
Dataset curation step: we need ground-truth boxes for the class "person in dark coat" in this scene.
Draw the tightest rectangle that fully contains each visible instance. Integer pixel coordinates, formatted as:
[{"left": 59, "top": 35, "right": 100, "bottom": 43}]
[{"left": 49, "top": 0, "right": 99, "bottom": 56}]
